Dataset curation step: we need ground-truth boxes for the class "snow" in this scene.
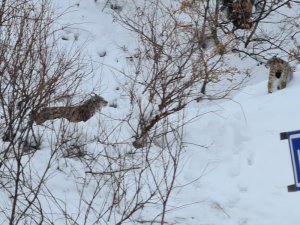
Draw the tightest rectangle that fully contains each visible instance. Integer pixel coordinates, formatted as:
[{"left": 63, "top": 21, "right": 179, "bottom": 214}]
[
  {"left": 2, "top": 0, "right": 300, "bottom": 224},
  {"left": 176, "top": 73, "right": 300, "bottom": 225}
]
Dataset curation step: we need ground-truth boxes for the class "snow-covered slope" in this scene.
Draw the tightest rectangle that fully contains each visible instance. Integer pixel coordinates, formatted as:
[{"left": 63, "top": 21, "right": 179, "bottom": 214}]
[
  {"left": 53, "top": 0, "right": 136, "bottom": 102},
  {"left": 176, "top": 73, "right": 300, "bottom": 225},
  {"left": 49, "top": 1, "right": 300, "bottom": 224},
  {"left": 3, "top": 0, "right": 300, "bottom": 224}
]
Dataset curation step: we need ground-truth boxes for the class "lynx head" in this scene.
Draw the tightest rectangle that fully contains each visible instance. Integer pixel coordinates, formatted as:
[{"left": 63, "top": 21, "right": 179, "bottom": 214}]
[
  {"left": 265, "top": 56, "right": 285, "bottom": 69},
  {"left": 86, "top": 94, "right": 108, "bottom": 109}
]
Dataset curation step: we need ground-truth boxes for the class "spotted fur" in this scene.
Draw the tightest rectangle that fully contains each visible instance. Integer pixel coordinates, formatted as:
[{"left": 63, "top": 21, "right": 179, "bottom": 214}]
[
  {"left": 265, "top": 57, "right": 293, "bottom": 93},
  {"left": 222, "top": 0, "right": 254, "bottom": 29},
  {"left": 32, "top": 95, "right": 108, "bottom": 124},
  {"left": 231, "top": 0, "right": 253, "bottom": 29}
]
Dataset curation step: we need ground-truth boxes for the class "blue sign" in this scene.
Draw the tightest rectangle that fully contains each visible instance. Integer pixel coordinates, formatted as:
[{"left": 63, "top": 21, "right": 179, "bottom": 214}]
[{"left": 281, "top": 130, "right": 300, "bottom": 192}]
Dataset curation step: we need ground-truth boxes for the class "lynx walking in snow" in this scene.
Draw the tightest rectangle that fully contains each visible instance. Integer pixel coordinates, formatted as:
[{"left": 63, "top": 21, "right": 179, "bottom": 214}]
[
  {"left": 265, "top": 57, "right": 293, "bottom": 93},
  {"left": 32, "top": 95, "right": 108, "bottom": 125}
]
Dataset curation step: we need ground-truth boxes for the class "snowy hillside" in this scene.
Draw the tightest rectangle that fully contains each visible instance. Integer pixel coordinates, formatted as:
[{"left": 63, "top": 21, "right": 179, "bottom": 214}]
[
  {"left": 177, "top": 74, "right": 300, "bottom": 225},
  {"left": 51, "top": 1, "right": 300, "bottom": 224},
  {"left": 1, "top": 0, "right": 300, "bottom": 224}
]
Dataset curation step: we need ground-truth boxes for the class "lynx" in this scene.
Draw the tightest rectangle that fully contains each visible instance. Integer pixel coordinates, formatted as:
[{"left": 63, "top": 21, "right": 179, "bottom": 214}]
[
  {"left": 32, "top": 95, "right": 108, "bottom": 125},
  {"left": 231, "top": 0, "right": 253, "bottom": 29},
  {"left": 222, "top": 0, "right": 254, "bottom": 29},
  {"left": 265, "top": 57, "right": 293, "bottom": 93}
]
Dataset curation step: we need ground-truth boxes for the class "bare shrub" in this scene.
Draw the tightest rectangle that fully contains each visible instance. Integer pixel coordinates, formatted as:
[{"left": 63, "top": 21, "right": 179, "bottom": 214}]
[
  {"left": 0, "top": 0, "right": 88, "bottom": 224},
  {"left": 114, "top": 0, "right": 246, "bottom": 149},
  {"left": 0, "top": 1, "right": 182, "bottom": 223},
  {"left": 216, "top": 0, "right": 300, "bottom": 63}
]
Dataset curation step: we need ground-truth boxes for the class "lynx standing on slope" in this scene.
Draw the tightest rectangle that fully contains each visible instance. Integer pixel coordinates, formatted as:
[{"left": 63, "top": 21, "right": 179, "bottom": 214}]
[{"left": 265, "top": 57, "right": 293, "bottom": 93}]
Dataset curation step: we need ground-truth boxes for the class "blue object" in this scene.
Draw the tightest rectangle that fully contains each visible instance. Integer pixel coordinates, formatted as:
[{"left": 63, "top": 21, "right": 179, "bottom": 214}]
[{"left": 281, "top": 130, "right": 300, "bottom": 192}]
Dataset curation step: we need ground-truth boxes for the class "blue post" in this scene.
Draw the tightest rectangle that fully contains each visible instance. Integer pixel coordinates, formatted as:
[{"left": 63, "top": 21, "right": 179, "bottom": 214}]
[{"left": 280, "top": 130, "right": 300, "bottom": 192}]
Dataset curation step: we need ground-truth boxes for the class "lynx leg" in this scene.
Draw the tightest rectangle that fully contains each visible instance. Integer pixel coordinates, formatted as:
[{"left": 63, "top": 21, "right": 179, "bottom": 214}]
[
  {"left": 278, "top": 70, "right": 288, "bottom": 90},
  {"left": 268, "top": 73, "right": 275, "bottom": 93},
  {"left": 278, "top": 79, "right": 287, "bottom": 90}
]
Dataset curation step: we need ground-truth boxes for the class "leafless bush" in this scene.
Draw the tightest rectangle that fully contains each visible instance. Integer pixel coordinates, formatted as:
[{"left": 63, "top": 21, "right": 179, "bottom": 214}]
[
  {"left": 0, "top": 0, "right": 185, "bottom": 223},
  {"left": 0, "top": 0, "right": 87, "bottom": 224},
  {"left": 114, "top": 0, "right": 245, "bottom": 149},
  {"left": 217, "top": 0, "right": 300, "bottom": 63}
]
